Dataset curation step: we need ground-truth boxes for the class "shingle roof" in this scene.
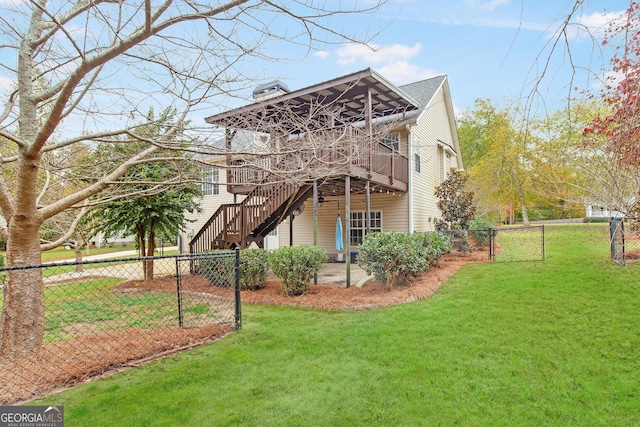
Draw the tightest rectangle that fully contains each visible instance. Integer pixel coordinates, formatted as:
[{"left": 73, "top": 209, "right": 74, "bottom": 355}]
[
  {"left": 399, "top": 75, "right": 447, "bottom": 115},
  {"left": 205, "top": 68, "right": 420, "bottom": 133}
]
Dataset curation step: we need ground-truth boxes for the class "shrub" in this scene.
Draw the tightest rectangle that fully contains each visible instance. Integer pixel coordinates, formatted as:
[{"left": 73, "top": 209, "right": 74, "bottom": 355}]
[
  {"left": 583, "top": 217, "right": 609, "bottom": 223},
  {"left": 199, "top": 251, "right": 236, "bottom": 287},
  {"left": 240, "top": 248, "right": 268, "bottom": 290},
  {"left": 434, "top": 169, "right": 476, "bottom": 230},
  {"left": 358, "top": 232, "right": 429, "bottom": 288},
  {"left": 417, "top": 232, "right": 453, "bottom": 265},
  {"left": 441, "top": 228, "right": 471, "bottom": 253},
  {"left": 468, "top": 218, "right": 498, "bottom": 247},
  {"left": 269, "top": 245, "right": 326, "bottom": 296}
]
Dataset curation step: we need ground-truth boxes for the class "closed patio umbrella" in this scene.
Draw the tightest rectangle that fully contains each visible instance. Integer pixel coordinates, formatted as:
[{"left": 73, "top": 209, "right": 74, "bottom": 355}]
[{"left": 335, "top": 214, "right": 344, "bottom": 252}]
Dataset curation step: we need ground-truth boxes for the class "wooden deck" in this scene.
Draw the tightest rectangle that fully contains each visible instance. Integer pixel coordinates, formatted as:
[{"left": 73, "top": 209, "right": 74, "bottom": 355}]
[{"left": 226, "top": 127, "right": 408, "bottom": 194}]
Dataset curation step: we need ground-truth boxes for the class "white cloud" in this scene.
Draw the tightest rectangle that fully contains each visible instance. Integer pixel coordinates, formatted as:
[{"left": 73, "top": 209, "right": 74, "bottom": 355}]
[
  {"left": 336, "top": 42, "right": 422, "bottom": 66},
  {"left": 566, "top": 10, "right": 627, "bottom": 40},
  {"left": 464, "top": 0, "right": 510, "bottom": 12},
  {"left": 590, "top": 69, "right": 624, "bottom": 92},
  {"left": 581, "top": 10, "right": 626, "bottom": 31},
  {"left": 378, "top": 61, "right": 440, "bottom": 85},
  {"left": 314, "top": 50, "right": 331, "bottom": 59},
  {"left": 0, "top": 76, "right": 14, "bottom": 92},
  {"left": 322, "top": 42, "right": 439, "bottom": 85}
]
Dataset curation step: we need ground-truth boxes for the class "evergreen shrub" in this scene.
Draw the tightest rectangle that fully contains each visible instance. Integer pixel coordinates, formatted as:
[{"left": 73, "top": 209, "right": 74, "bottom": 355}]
[{"left": 269, "top": 245, "right": 326, "bottom": 296}]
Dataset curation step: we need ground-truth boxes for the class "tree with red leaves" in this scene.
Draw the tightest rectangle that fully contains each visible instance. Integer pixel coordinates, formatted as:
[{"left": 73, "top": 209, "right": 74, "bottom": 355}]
[{"left": 585, "top": 2, "right": 640, "bottom": 166}]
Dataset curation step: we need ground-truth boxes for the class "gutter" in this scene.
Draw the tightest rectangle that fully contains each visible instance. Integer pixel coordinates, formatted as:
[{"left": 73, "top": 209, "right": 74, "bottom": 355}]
[{"left": 406, "top": 124, "right": 414, "bottom": 233}]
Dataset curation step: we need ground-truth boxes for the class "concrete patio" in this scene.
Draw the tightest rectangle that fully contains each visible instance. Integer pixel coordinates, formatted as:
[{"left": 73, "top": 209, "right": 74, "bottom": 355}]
[{"left": 267, "top": 262, "right": 374, "bottom": 288}]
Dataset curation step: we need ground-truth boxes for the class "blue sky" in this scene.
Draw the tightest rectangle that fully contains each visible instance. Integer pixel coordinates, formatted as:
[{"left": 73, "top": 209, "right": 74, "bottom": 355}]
[
  {"left": 0, "top": 0, "right": 632, "bottom": 136},
  {"left": 250, "top": 0, "right": 631, "bottom": 116}
]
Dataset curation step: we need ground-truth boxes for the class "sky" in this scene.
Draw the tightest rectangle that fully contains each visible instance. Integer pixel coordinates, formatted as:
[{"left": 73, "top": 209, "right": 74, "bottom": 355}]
[
  {"left": 242, "top": 0, "right": 632, "bottom": 117},
  {"left": 0, "top": 0, "right": 634, "bottom": 136}
]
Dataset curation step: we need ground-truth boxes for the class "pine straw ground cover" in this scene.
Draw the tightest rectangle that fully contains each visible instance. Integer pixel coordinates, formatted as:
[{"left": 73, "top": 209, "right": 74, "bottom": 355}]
[
  {"left": 1, "top": 249, "right": 487, "bottom": 405},
  {"left": 115, "top": 249, "right": 490, "bottom": 311}
]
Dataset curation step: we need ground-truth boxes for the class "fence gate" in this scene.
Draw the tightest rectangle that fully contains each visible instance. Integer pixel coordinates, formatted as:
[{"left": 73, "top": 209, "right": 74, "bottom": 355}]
[
  {"left": 490, "top": 225, "right": 545, "bottom": 262},
  {"left": 610, "top": 217, "right": 640, "bottom": 265}
]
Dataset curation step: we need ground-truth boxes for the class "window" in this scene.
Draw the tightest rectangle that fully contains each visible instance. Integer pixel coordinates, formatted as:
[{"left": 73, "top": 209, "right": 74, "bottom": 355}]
[
  {"left": 349, "top": 211, "right": 382, "bottom": 246},
  {"left": 202, "top": 166, "right": 219, "bottom": 196},
  {"left": 382, "top": 133, "right": 399, "bottom": 152},
  {"left": 415, "top": 153, "right": 421, "bottom": 173}
]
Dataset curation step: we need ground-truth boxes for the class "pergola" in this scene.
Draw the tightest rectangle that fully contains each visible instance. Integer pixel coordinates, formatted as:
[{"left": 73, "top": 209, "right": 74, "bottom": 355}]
[{"left": 203, "top": 68, "right": 420, "bottom": 286}]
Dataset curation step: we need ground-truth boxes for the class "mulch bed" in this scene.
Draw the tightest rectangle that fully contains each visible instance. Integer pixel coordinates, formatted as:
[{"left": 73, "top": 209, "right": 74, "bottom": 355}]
[
  {"left": 237, "top": 249, "right": 490, "bottom": 310},
  {"left": 0, "top": 248, "right": 489, "bottom": 404},
  {"left": 0, "top": 324, "right": 233, "bottom": 405}
]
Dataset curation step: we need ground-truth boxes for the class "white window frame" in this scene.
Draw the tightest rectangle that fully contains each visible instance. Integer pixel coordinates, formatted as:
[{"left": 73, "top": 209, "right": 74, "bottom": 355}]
[
  {"left": 349, "top": 211, "right": 382, "bottom": 246},
  {"left": 202, "top": 166, "right": 220, "bottom": 196},
  {"left": 382, "top": 133, "right": 400, "bottom": 152}
]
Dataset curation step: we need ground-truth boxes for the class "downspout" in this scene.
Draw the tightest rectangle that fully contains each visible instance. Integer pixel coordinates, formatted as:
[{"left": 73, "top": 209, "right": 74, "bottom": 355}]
[{"left": 406, "top": 124, "right": 414, "bottom": 233}]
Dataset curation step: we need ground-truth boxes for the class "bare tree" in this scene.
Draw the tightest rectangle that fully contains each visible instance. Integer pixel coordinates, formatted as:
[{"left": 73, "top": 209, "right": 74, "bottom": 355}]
[{"left": 0, "top": 0, "right": 386, "bottom": 362}]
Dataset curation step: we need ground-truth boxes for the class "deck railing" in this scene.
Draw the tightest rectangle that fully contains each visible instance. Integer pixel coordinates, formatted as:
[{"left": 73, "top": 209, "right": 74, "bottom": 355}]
[
  {"left": 225, "top": 126, "right": 409, "bottom": 188},
  {"left": 189, "top": 175, "right": 307, "bottom": 253}
]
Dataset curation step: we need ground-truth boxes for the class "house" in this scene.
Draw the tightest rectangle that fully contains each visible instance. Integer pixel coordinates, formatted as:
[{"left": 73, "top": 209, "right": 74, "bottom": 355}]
[
  {"left": 585, "top": 203, "right": 624, "bottom": 219},
  {"left": 183, "top": 68, "right": 463, "bottom": 283}
]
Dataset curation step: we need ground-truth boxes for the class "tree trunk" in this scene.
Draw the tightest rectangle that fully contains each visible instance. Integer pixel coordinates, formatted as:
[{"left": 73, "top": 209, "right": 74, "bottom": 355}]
[
  {"left": 74, "top": 249, "right": 84, "bottom": 273},
  {"left": 515, "top": 181, "right": 530, "bottom": 226},
  {"left": 0, "top": 219, "right": 45, "bottom": 363},
  {"left": 144, "top": 226, "right": 155, "bottom": 282}
]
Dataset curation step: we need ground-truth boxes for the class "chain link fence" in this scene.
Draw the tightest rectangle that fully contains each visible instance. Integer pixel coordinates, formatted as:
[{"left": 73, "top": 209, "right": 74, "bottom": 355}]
[
  {"left": 0, "top": 251, "right": 240, "bottom": 404},
  {"left": 490, "top": 225, "right": 545, "bottom": 262},
  {"left": 438, "top": 226, "right": 545, "bottom": 262},
  {"left": 610, "top": 217, "right": 640, "bottom": 265}
]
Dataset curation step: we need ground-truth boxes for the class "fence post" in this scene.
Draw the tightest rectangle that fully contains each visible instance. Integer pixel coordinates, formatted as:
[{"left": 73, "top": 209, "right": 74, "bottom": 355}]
[
  {"left": 621, "top": 219, "right": 626, "bottom": 265},
  {"left": 234, "top": 248, "right": 242, "bottom": 329},
  {"left": 176, "top": 256, "right": 183, "bottom": 328},
  {"left": 488, "top": 227, "right": 494, "bottom": 260},
  {"left": 610, "top": 217, "right": 626, "bottom": 264},
  {"left": 541, "top": 225, "right": 546, "bottom": 261}
]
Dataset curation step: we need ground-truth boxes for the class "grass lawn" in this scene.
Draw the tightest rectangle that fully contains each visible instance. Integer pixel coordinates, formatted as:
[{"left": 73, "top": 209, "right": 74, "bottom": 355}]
[
  {"left": 31, "top": 244, "right": 177, "bottom": 261},
  {"left": 43, "top": 279, "right": 179, "bottom": 343},
  {"left": 40, "top": 244, "right": 138, "bottom": 261},
  {"left": 35, "top": 224, "right": 640, "bottom": 426}
]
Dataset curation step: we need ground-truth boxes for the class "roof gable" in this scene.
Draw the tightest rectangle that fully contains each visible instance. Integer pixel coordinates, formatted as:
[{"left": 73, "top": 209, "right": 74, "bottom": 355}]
[{"left": 399, "top": 75, "right": 446, "bottom": 114}]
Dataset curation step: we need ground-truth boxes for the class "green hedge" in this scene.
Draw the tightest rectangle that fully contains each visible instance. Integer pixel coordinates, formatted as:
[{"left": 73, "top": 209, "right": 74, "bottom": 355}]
[
  {"left": 198, "top": 249, "right": 270, "bottom": 290},
  {"left": 358, "top": 232, "right": 451, "bottom": 289},
  {"left": 468, "top": 219, "right": 498, "bottom": 247},
  {"left": 198, "top": 252, "right": 236, "bottom": 287},
  {"left": 583, "top": 217, "right": 609, "bottom": 223},
  {"left": 239, "top": 248, "right": 269, "bottom": 291},
  {"left": 269, "top": 245, "right": 326, "bottom": 296}
]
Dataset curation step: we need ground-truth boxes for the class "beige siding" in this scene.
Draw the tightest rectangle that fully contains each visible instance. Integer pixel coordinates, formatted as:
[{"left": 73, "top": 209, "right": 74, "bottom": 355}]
[
  {"left": 410, "top": 87, "right": 460, "bottom": 232},
  {"left": 279, "top": 192, "right": 408, "bottom": 254},
  {"left": 181, "top": 166, "right": 240, "bottom": 250},
  {"left": 185, "top": 77, "right": 462, "bottom": 250}
]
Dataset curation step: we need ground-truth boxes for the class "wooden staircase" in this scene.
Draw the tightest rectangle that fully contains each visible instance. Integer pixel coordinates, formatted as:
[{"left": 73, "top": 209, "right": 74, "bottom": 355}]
[{"left": 189, "top": 176, "right": 313, "bottom": 252}]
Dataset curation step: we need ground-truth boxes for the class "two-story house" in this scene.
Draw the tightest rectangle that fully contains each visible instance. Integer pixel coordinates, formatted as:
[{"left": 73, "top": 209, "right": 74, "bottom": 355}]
[{"left": 184, "top": 68, "right": 463, "bottom": 278}]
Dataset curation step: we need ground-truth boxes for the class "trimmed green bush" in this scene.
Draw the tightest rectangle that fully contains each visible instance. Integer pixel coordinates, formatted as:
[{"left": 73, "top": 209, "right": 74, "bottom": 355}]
[
  {"left": 359, "top": 232, "right": 453, "bottom": 288},
  {"left": 417, "top": 232, "right": 453, "bottom": 265},
  {"left": 468, "top": 218, "right": 498, "bottom": 247},
  {"left": 199, "top": 251, "right": 236, "bottom": 287},
  {"left": 269, "top": 245, "right": 326, "bottom": 296},
  {"left": 358, "top": 232, "right": 427, "bottom": 288},
  {"left": 240, "top": 248, "right": 268, "bottom": 290}
]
